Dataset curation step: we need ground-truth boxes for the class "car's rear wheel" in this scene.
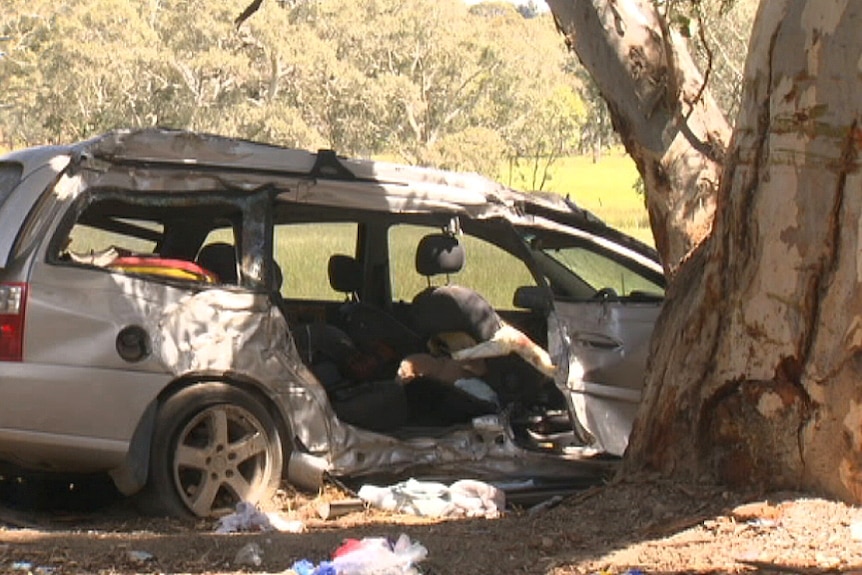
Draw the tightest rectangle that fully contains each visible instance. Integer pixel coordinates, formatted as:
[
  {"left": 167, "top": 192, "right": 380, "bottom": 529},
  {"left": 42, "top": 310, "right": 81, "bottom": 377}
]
[{"left": 144, "top": 382, "right": 284, "bottom": 518}]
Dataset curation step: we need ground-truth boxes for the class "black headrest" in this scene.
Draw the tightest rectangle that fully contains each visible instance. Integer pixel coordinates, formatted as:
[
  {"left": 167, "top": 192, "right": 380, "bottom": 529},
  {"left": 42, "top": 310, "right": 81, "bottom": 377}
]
[
  {"left": 271, "top": 261, "right": 284, "bottom": 292},
  {"left": 328, "top": 254, "right": 362, "bottom": 294},
  {"left": 415, "top": 234, "right": 464, "bottom": 277},
  {"left": 196, "top": 242, "right": 238, "bottom": 284}
]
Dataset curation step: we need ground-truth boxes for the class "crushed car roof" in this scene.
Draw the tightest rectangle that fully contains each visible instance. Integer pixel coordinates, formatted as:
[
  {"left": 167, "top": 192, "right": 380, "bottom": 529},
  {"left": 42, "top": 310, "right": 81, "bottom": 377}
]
[{"left": 3, "top": 128, "right": 661, "bottom": 267}]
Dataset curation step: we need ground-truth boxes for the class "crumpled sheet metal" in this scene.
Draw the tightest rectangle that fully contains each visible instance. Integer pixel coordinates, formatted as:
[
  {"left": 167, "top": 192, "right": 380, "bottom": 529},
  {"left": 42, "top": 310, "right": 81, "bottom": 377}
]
[
  {"left": 89, "top": 129, "right": 517, "bottom": 219},
  {"left": 554, "top": 303, "right": 652, "bottom": 457},
  {"left": 148, "top": 290, "right": 601, "bottom": 484},
  {"left": 150, "top": 289, "right": 335, "bottom": 456},
  {"left": 327, "top": 412, "right": 613, "bottom": 482}
]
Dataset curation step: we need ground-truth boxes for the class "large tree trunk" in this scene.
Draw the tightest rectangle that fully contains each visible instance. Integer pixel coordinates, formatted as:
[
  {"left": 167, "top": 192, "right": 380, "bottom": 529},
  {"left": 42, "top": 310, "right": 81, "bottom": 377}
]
[
  {"left": 623, "top": 1, "right": 862, "bottom": 501},
  {"left": 547, "top": 0, "right": 730, "bottom": 276},
  {"left": 551, "top": 0, "right": 862, "bottom": 501}
]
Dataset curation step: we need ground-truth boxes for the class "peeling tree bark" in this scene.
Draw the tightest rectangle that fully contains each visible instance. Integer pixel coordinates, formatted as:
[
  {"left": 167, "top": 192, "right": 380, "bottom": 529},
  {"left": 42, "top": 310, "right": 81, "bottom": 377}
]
[
  {"left": 546, "top": 0, "right": 730, "bottom": 277},
  {"left": 621, "top": 1, "right": 862, "bottom": 502}
]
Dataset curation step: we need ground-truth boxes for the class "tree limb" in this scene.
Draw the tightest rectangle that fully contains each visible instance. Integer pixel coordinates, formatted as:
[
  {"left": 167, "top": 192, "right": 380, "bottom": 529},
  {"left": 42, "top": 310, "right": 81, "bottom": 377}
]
[{"left": 236, "top": 0, "right": 264, "bottom": 27}]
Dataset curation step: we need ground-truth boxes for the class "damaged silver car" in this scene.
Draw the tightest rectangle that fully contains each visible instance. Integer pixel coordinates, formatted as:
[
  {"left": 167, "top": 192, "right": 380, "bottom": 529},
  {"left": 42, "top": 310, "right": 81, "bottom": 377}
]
[{"left": 0, "top": 129, "right": 664, "bottom": 517}]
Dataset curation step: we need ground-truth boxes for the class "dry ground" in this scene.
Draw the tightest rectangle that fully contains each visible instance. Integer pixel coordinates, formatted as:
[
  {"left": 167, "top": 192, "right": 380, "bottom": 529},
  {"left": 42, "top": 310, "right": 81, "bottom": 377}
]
[{"left": 1, "top": 475, "right": 862, "bottom": 575}]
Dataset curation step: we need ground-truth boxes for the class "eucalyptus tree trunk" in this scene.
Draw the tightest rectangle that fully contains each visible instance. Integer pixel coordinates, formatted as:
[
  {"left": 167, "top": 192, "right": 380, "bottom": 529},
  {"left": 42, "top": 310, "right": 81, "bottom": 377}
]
[
  {"left": 626, "top": 0, "right": 862, "bottom": 501},
  {"left": 546, "top": 0, "right": 730, "bottom": 277},
  {"left": 553, "top": 0, "right": 862, "bottom": 501}
]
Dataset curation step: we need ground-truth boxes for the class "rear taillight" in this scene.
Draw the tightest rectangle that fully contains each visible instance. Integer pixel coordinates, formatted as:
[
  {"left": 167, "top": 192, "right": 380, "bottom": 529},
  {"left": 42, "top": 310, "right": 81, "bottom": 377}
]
[{"left": 0, "top": 282, "right": 27, "bottom": 362}]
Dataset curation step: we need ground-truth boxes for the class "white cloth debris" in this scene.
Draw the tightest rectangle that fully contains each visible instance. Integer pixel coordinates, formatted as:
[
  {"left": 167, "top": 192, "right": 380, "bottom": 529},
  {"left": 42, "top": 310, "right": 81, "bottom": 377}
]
[
  {"left": 215, "top": 501, "right": 305, "bottom": 533},
  {"left": 358, "top": 478, "right": 505, "bottom": 519}
]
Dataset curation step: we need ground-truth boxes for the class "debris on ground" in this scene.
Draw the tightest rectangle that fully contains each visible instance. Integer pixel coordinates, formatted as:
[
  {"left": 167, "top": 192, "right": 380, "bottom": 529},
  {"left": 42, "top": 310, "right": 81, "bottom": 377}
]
[
  {"left": 289, "top": 534, "right": 427, "bottom": 575},
  {"left": 215, "top": 501, "right": 305, "bottom": 533},
  {"left": 358, "top": 478, "right": 504, "bottom": 519},
  {"left": 4, "top": 478, "right": 862, "bottom": 574},
  {"left": 316, "top": 499, "right": 366, "bottom": 521},
  {"left": 234, "top": 542, "right": 264, "bottom": 568}
]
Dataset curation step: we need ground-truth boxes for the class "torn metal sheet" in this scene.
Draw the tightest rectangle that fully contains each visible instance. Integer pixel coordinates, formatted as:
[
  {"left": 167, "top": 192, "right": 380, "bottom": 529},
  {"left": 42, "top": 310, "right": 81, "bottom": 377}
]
[
  {"left": 150, "top": 289, "right": 335, "bottom": 455},
  {"left": 555, "top": 300, "right": 660, "bottom": 456},
  {"left": 148, "top": 289, "right": 615, "bottom": 484}
]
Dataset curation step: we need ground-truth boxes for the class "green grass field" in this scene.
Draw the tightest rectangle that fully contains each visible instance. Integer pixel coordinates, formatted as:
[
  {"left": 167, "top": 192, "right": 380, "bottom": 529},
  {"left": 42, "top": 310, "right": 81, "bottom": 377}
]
[{"left": 500, "top": 153, "right": 653, "bottom": 246}]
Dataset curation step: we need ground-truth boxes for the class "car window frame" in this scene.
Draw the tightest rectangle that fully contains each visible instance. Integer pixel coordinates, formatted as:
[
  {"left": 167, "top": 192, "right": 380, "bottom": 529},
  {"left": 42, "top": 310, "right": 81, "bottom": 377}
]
[
  {"left": 523, "top": 227, "right": 666, "bottom": 301},
  {"left": 46, "top": 187, "right": 259, "bottom": 288}
]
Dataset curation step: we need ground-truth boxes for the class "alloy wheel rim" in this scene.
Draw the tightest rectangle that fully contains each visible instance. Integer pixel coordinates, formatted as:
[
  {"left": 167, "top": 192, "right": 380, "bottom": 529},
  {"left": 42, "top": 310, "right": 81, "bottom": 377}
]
[{"left": 172, "top": 404, "right": 271, "bottom": 517}]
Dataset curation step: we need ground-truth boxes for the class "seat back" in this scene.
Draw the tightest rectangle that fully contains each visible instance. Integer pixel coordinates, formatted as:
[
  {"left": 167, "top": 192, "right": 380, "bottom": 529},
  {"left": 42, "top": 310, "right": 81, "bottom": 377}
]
[
  {"left": 196, "top": 242, "right": 238, "bottom": 284},
  {"left": 328, "top": 254, "right": 362, "bottom": 300},
  {"left": 327, "top": 254, "right": 422, "bottom": 356},
  {"left": 411, "top": 233, "right": 501, "bottom": 343}
]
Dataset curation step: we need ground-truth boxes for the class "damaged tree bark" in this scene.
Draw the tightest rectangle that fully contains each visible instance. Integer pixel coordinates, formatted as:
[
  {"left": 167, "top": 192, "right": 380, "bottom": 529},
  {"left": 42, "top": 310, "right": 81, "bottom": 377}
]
[
  {"left": 616, "top": 1, "right": 862, "bottom": 501},
  {"left": 546, "top": 0, "right": 730, "bottom": 277}
]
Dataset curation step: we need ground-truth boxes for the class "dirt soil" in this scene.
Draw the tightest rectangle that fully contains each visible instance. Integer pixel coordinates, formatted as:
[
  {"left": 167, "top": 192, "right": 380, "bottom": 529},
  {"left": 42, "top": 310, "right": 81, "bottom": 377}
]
[{"left": 1, "top": 474, "right": 862, "bottom": 575}]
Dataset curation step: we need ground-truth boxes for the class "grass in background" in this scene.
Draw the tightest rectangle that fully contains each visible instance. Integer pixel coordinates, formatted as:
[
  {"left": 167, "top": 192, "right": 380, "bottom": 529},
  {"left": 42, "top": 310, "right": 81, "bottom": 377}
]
[{"left": 501, "top": 153, "right": 654, "bottom": 246}]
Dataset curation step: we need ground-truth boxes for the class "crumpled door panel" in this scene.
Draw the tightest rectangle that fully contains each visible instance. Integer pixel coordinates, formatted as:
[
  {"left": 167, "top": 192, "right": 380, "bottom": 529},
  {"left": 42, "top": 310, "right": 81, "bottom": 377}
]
[{"left": 554, "top": 299, "right": 661, "bottom": 456}]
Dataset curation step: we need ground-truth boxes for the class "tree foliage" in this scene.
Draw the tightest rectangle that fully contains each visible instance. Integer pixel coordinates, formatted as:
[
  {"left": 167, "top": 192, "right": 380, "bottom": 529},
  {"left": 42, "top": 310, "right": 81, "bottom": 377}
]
[{"left": 0, "top": 0, "right": 588, "bottom": 184}]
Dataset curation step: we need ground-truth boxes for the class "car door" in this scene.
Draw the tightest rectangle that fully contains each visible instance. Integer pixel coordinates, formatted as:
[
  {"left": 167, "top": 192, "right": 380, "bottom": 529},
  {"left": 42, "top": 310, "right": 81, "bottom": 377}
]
[
  {"left": 523, "top": 227, "right": 665, "bottom": 456},
  {"left": 554, "top": 297, "right": 661, "bottom": 456}
]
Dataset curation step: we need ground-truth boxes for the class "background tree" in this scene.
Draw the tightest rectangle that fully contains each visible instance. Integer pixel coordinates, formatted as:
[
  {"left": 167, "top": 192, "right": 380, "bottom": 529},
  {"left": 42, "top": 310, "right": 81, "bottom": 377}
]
[
  {"left": 548, "top": 0, "right": 731, "bottom": 276},
  {"left": 0, "top": 0, "right": 598, "bottom": 186},
  {"left": 503, "top": 85, "right": 584, "bottom": 191},
  {"left": 574, "top": 67, "right": 616, "bottom": 163},
  {"left": 678, "top": 0, "right": 758, "bottom": 121},
  {"left": 0, "top": 0, "right": 164, "bottom": 144}
]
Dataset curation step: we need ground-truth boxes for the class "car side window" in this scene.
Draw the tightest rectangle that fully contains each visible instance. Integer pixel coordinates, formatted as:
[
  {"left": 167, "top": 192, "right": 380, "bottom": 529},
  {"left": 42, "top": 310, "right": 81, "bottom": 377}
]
[
  {"left": 273, "top": 222, "right": 358, "bottom": 300},
  {"left": 64, "top": 219, "right": 161, "bottom": 264},
  {"left": 54, "top": 197, "right": 244, "bottom": 285},
  {"left": 389, "top": 224, "right": 535, "bottom": 310}
]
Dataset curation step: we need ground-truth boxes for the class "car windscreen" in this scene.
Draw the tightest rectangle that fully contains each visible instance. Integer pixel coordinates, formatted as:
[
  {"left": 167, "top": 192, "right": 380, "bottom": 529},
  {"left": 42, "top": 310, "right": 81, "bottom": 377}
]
[{"left": 522, "top": 228, "right": 665, "bottom": 300}]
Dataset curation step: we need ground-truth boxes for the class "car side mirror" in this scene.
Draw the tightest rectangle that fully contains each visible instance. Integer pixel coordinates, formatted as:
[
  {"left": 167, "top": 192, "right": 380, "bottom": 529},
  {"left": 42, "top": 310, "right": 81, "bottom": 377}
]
[{"left": 513, "top": 285, "right": 553, "bottom": 315}]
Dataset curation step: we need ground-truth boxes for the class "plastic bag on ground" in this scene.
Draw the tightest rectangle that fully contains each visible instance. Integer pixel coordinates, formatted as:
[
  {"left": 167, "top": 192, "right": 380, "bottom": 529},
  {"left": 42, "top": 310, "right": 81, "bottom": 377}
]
[
  {"left": 215, "top": 501, "right": 305, "bottom": 533},
  {"left": 330, "top": 534, "right": 427, "bottom": 575},
  {"left": 290, "top": 534, "right": 427, "bottom": 575}
]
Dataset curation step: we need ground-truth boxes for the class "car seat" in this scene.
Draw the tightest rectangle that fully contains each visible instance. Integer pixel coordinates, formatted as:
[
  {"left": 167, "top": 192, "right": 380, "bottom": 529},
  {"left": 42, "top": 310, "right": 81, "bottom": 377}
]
[
  {"left": 328, "top": 254, "right": 423, "bottom": 357},
  {"left": 328, "top": 254, "right": 362, "bottom": 302},
  {"left": 404, "top": 233, "right": 504, "bottom": 423},
  {"left": 196, "top": 242, "right": 239, "bottom": 284},
  {"left": 411, "top": 234, "right": 557, "bottom": 383},
  {"left": 410, "top": 233, "right": 502, "bottom": 344}
]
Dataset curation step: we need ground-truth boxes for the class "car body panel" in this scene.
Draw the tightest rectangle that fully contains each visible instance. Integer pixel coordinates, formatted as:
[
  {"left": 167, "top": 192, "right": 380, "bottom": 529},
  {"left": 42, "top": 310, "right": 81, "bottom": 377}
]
[
  {"left": 0, "top": 153, "right": 71, "bottom": 267},
  {"left": 555, "top": 300, "right": 662, "bottom": 456},
  {"left": 0, "top": 360, "right": 153, "bottom": 471}
]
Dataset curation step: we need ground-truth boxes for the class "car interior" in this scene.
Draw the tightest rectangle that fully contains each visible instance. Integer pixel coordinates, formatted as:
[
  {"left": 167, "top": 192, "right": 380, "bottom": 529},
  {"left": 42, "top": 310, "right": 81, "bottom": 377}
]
[
  {"left": 269, "top": 206, "right": 573, "bottom": 450},
  {"left": 53, "top": 194, "right": 578, "bottom": 453}
]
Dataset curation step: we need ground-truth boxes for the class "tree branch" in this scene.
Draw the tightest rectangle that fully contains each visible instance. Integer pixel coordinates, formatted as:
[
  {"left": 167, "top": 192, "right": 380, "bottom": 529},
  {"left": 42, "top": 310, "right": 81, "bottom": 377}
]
[{"left": 235, "top": 0, "right": 264, "bottom": 27}]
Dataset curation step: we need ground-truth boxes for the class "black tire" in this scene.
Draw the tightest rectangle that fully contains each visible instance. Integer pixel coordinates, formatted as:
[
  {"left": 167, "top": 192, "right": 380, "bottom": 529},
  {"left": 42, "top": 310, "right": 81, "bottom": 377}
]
[{"left": 142, "top": 382, "right": 284, "bottom": 518}]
